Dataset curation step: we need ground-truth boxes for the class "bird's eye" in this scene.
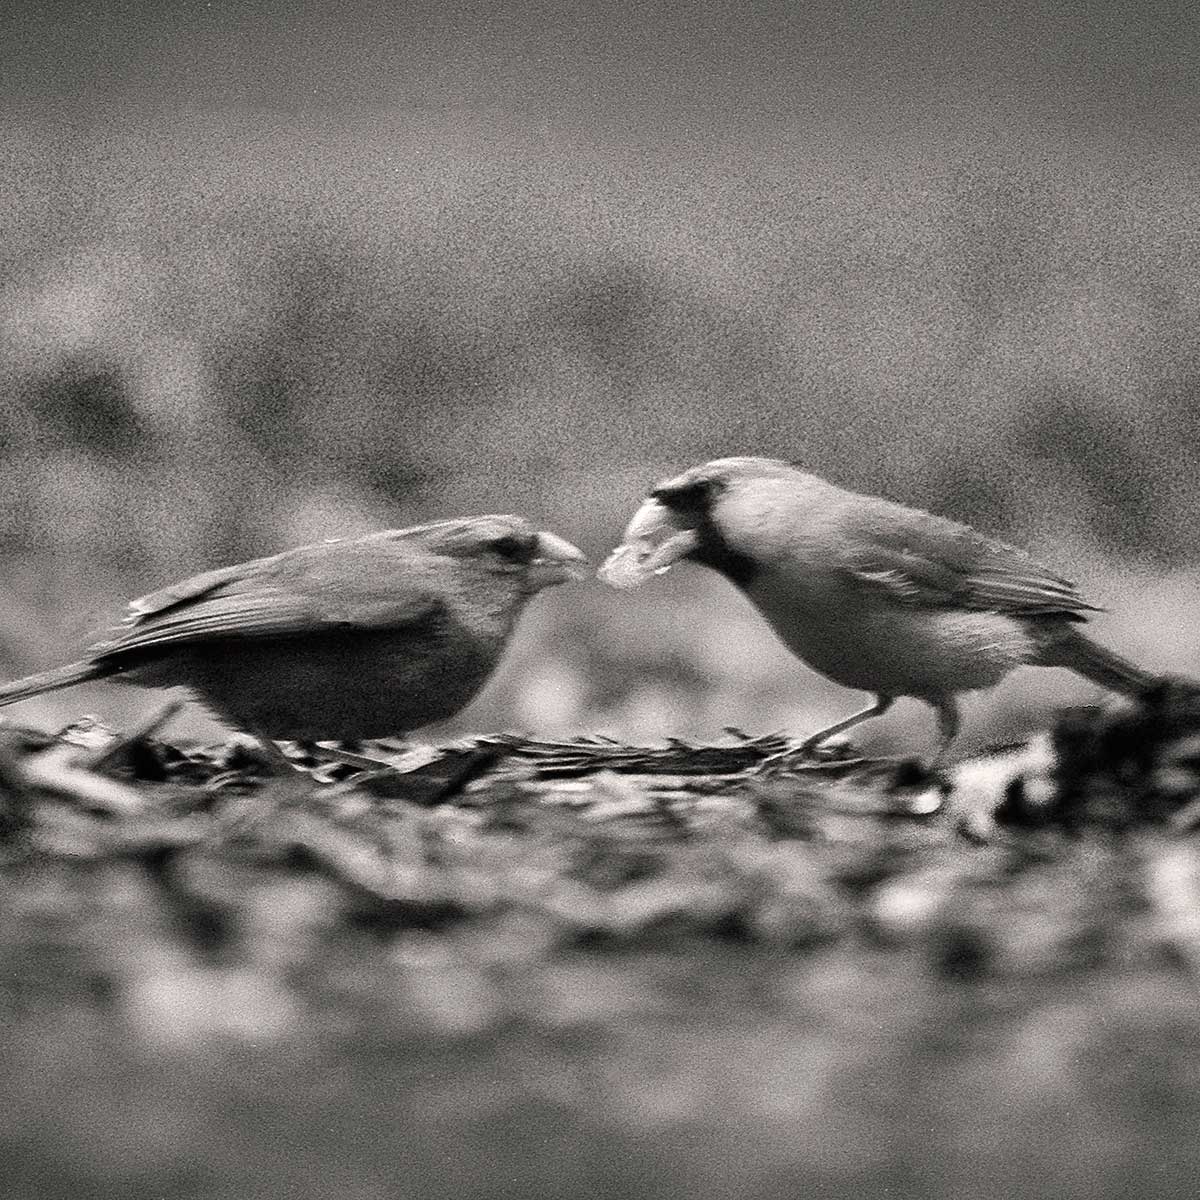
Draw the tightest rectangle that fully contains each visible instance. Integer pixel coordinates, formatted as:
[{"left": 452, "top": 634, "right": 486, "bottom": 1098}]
[{"left": 490, "top": 533, "right": 533, "bottom": 561}]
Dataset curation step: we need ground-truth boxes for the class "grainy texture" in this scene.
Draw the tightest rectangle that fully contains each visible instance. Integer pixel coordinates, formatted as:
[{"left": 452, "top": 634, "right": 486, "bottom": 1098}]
[
  {"left": 0, "top": 519, "right": 586, "bottom": 741},
  {"left": 2, "top": 693, "right": 1200, "bottom": 1199},
  {"left": 603, "top": 458, "right": 1156, "bottom": 762}
]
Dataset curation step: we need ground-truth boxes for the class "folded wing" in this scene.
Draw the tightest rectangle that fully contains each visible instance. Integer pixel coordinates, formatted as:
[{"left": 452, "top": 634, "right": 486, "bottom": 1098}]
[
  {"left": 95, "top": 540, "right": 445, "bottom": 659},
  {"left": 839, "top": 504, "right": 1100, "bottom": 620}
]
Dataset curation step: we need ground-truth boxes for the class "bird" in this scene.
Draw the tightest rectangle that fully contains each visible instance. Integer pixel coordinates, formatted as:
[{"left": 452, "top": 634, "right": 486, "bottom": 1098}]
[
  {"left": 0, "top": 515, "right": 587, "bottom": 755},
  {"left": 599, "top": 456, "right": 1156, "bottom": 765}
]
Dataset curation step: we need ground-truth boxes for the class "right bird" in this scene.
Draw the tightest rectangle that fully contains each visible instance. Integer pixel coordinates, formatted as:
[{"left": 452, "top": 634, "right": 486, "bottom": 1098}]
[
  {"left": 0, "top": 515, "right": 588, "bottom": 756},
  {"left": 600, "top": 456, "right": 1157, "bottom": 765}
]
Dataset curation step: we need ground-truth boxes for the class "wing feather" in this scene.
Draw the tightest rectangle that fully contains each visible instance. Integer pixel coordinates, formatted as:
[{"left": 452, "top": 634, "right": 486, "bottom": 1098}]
[
  {"left": 839, "top": 504, "right": 1100, "bottom": 619},
  {"left": 98, "top": 540, "right": 446, "bottom": 659}
]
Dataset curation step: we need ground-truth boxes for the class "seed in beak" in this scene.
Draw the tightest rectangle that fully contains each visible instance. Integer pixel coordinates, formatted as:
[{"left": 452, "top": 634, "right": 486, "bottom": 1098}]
[{"left": 598, "top": 499, "right": 699, "bottom": 589}]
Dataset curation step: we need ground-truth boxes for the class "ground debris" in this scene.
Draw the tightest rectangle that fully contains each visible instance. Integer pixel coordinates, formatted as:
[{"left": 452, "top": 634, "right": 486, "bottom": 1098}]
[
  {"left": 4, "top": 699, "right": 1200, "bottom": 1199},
  {"left": 0, "top": 692, "right": 1196, "bottom": 960}
]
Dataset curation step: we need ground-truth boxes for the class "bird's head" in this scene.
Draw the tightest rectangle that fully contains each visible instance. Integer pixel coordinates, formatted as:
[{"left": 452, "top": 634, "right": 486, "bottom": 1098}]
[
  {"left": 599, "top": 457, "right": 808, "bottom": 590},
  {"left": 405, "top": 515, "right": 589, "bottom": 595}
]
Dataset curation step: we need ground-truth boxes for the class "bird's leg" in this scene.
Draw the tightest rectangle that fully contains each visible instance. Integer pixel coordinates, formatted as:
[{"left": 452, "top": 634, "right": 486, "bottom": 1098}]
[
  {"left": 799, "top": 694, "right": 894, "bottom": 753},
  {"left": 757, "top": 695, "right": 893, "bottom": 773},
  {"left": 929, "top": 698, "right": 961, "bottom": 770}
]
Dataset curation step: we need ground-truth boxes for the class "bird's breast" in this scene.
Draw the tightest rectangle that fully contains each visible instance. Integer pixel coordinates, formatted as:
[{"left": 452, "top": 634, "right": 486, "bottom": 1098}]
[
  {"left": 134, "top": 623, "right": 506, "bottom": 741},
  {"left": 742, "top": 562, "right": 1035, "bottom": 699}
]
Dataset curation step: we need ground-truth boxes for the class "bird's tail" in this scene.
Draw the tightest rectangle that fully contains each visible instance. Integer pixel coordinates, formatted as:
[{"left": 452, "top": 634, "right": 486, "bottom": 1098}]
[
  {"left": 0, "top": 660, "right": 108, "bottom": 709},
  {"left": 1037, "top": 626, "right": 1156, "bottom": 696}
]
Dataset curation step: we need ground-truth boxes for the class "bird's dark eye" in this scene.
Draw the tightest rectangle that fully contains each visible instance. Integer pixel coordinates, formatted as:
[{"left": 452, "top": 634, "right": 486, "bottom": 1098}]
[{"left": 490, "top": 533, "right": 534, "bottom": 561}]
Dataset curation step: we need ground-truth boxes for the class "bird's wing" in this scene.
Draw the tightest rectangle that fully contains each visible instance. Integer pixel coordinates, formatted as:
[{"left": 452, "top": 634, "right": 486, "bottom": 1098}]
[
  {"left": 838, "top": 504, "right": 1100, "bottom": 619},
  {"left": 99, "top": 542, "right": 447, "bottom": 657},
  {"left": 122, "top": 557, "right": 280, "bottom": 627}
]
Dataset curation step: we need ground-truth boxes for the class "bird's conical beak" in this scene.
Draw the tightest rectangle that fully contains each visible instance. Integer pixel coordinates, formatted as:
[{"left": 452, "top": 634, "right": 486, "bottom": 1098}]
[
  {"left": 597, "top": 498, "right": 700, "bottom": 589},
  {"left": 528, "top": 531, "right": 590, "bottom": 589}
]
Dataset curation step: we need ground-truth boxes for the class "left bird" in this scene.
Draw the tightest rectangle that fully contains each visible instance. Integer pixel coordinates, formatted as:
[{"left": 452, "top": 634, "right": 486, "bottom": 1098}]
[{"left": 0, "top": 515, "right": 587, "bottom": 746}]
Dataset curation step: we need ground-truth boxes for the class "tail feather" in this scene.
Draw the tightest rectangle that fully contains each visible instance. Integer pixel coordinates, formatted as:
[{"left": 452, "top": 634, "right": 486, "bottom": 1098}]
[
  {"left": 1038, "top": 626, "right": 1156, "bottom": 696},
  {"left": 0, "top": 660, "right": 109, "bottom": 708}
]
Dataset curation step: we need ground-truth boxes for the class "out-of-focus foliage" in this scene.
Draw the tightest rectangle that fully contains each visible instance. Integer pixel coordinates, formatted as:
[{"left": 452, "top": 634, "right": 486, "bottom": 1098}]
[{"left": 1, "top": 104, "right": 1198, "bottom": 750}]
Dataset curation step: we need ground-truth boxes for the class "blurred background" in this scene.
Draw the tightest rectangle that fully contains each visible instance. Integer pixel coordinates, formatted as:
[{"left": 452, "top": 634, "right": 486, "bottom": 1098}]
[
  {"left": 8, "top": 7, "right": 1200, "bottom": 1200},
  {"left": 2, "top": 0, "right": 1199, "bottom": 754}
]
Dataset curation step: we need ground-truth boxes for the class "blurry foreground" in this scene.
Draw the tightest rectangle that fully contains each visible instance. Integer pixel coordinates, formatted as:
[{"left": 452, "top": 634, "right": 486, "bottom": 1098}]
[{"left": 3, "top": 689, "right": 1200, "bottom": 1199}]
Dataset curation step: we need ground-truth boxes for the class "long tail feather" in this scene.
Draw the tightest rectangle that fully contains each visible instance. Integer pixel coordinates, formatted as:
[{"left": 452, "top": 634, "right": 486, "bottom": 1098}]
[
  {"left": 1038, "top": 627, "right": 1156, "bottom": 696},
  {"left": 0, "top": 660, "right": 109, "bottom": 708}
]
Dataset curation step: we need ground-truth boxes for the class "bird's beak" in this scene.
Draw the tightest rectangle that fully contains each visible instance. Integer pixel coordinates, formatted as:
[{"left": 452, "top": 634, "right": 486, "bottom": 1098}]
[
  {"left": 598, "top": 498, "right": 700, "bottom": 590},
  {"left": 527, "top": 531, "right": 590, "bottom": 589}
]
